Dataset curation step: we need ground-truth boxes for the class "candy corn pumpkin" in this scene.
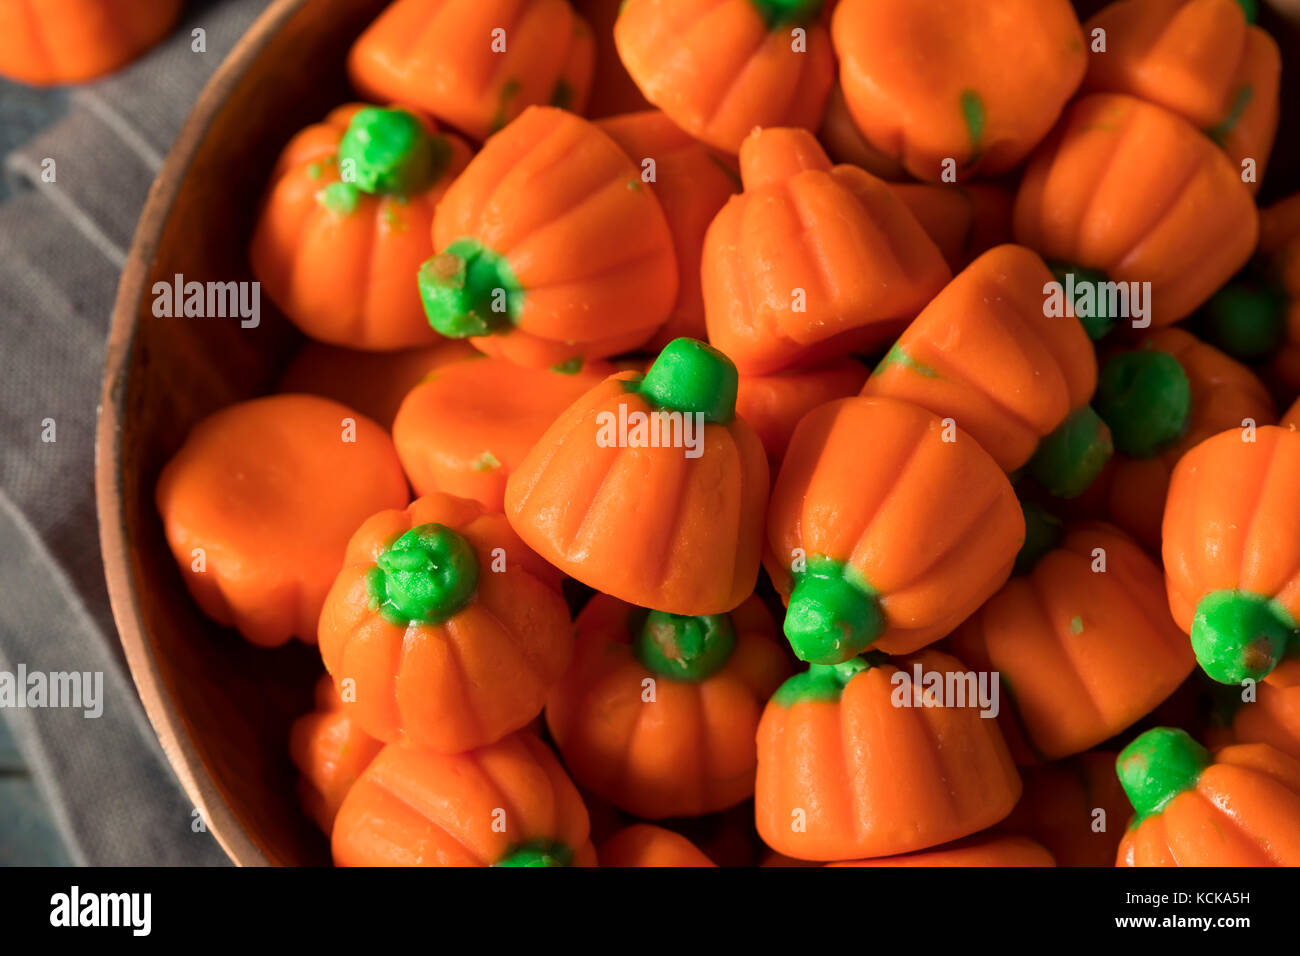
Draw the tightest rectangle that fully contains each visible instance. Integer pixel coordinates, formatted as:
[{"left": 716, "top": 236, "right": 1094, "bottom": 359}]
[
  {"left": 392, "top": 354, "right": 611, "bottom": 511},
  {"left": 1163, "top": 425, "right": 1300, "bottom": 685},
  {"left": 614, "top": 0, "right": 835, "bottom": 154},
  {"left": 817, "top": 83, "right": 907, "bottom": 180},
  {"left": 766, "top": 395, "right": 1024, "bottom": 661},
  {"left": 0, "top": 0, "right": 181, "bottom": 86},
  {"left": 862, "top": 244, "right": 1109, "bottom": 497},
  {"left": 1014, "top": 94, "right": 1257, "bottom": 329},
  {"left": 1088, "top": 328, "right": 1275, "bottom": 551},
  {"left": 250, "top": 104, "right": 471, "bottom": 350},
  {"left": 332, "top": 733, "right": 597, "bottom": 866},
  {"left": 889, "top": 183, "right": 1015, "bottom": 273},
  {"left": 317, "top": 492, "right": 572, "bottom": 753},
  {"left": 735, "top": 359, "right": 869, "bottom": 472},
  {"left": 545, "top": 593, "right": 789, "bottom": 818},
  {"left": 1203, "top": 191, "right": 1300, "bottom": 391},
  {"left": 506, "top": 338, "right": 769, "bottom": 615},
  {"left": 950, "top": 518, "right": 1195, "bottom": 761},
  {"left": 1116, "top": 728, "right": 1300, "bottom": 866},
  {"left": 1212, "top": 679, "right": 1300, "bottom": 762},
  {"left": 276, "top": 339, "right": 478, "bottom": 429},
  {"left": 755, "top": 650, "right": 1022, "bottom": 861},
  {"left": 289, "top": 676, "right": 384, "bottom": 834},
  {"left": 598, "top": 824, "right": 716, "bottom": 866},
  {"left": 575, "top": 0, "right": 653, "bottom": 117},
  {"left": 828, "top": 834, "right": 1055, "bottom": 867},
  {"left": 596, "top": 110, "right": 739, "bottom": 348},
  {"left": 997, "top": 751, "right": 1130, "bottom": 867},
  {"left": 832, "top": 0, "right": 1087, "bottom": 181},
  {"left": 155, "top": 395, "right": 410, "bottom": 648},
  {"left": 347, "top": 0, "right": 595, "bottom": 142},
  {"left": 703, "top": 127, "right": 951, "bottom": 375},
  {"left": 419, "top": 106, "right": 678, "bottom": 368},
  {"left": 1082, "top": 0, "right": 1280, "bottom": 192}
]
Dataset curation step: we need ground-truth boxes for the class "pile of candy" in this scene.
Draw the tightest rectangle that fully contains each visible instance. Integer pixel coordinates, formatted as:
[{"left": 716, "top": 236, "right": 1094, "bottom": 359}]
[{"left": 153, "top": 0, "right": 1300, "bottom": 866}]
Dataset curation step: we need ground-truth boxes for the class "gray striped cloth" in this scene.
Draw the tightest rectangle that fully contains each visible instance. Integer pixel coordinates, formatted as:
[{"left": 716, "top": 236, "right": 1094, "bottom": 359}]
[{"left": 0, "top": 0, "right": 276, "bottom": 866}]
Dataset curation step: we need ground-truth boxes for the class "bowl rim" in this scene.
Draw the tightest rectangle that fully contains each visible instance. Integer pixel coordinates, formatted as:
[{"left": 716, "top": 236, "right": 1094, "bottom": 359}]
[{"left": 94, "top": 0, "right": 310, "bottom": 868}]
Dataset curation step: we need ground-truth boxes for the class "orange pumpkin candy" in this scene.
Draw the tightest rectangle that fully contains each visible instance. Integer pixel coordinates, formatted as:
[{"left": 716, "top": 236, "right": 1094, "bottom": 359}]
[
  {"left": 735, "top": 359, "right": 869, "bottom": 472},
  {"left": 418, "top": 106, "right": 678, "bottom": 368},
  {"left": 597, "top": 824, "right": 717, "bottom": 866},
  {"left": 1082, "top": 0, "right": 1280, "bottom": 192},
  {"left": 614, "top": 0, "right": 835, "bottom": 154},
  {"left": 1163, "top": 425, "right": 1300, "bottom": 686},
  {"left": 817, "top": 83, "right": 907, "bottom": 181},
  {"left": 333, "top": 733, "right": 597, "bottom": 866},
  {"left": 1087, "top": 327, "right": 1275, "bottom": 552},
  {"left": 950, "top": 518, "right": 1195, "bottom": 762},
  {"left": 392, "top": 354, "right": 611, "bottom": 511},
  {"left": 250, "top": 103, "right": 472, "bottom": 350},
  {"left": 596, "top": 110, "right": 739, "bottom": 348},
  {"left": 576, "top": 0, "right": 654, "bottom": 117},
  {"left": 276, "top": 338, "right": 478, "bottom": 429},
  {"left": 996, "top": 750, "right": 1131, "bottom": 867},
  {"left": 546, "top": 593, "right": 789, "bottom": 819},
  {"left": 831, "top": 0, "right": 1087, "bottom": 181},
  {"left": 155, "top": 395, "right": 410, "bottom": 648},
  {"left": 289, "top": 676, "right": 384, "bottom": 834},
  {"left": 1014, "top": 94, "right": 1257, "bottom": 329},
  {"left": 889, "top": 183, "right": 1015, "bottom": 274},
  {"left": 827, "top": 834, "right": 1055, "bottom": 868},
  {"left": 1203, "top": 191, "right": 1300, "bottom": 393},
  {"left": 0, "top": 0, "right": 181, "bottom": 86},
  {"left": 862, "top": 244, "right": 1108, "bottom": 497},
  {"left": 755, "top": 649, "right": 1022, "bottom": 861},
  {"left": 1213, "top": 680, "right": 1300, "bottom": 762},
  {"left": 703, "top": 127, "right": 951, "bottom": 375},
  {"left": 347, "top": 0, "right": 595, "bottom": 142},
  {"left": 317, "top": 492, "right": 572, "bottom": 753},
  {"left": 1116, "top": 728, "right": 1300, "bottom": 866},
  {"left": 766, "top": 395, "right": 1024, "bottom": 662},
  {"left": 506, "top": 339, "right": 769, "bottom": 615}
]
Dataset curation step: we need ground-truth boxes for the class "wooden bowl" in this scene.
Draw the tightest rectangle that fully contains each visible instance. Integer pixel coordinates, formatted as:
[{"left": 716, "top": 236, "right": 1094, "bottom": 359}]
[
  {"left": 97, "top": 0, "right": 1300, "bottom": 867},
  {"left": 97, "top": 0, "right": 390, "bottom": 866}
]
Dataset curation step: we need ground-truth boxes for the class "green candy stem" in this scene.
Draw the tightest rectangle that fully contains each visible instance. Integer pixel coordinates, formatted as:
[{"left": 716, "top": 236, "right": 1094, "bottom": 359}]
[
  {"left": 1050, "top": 263, "right": 1117, "bottom": 341},
  {"left": 338, "top": 107, "right": 448, "bottom": 197},
  {"left": 783, "top": 557, "right": 883, "bottom": 665},
  {"left": 1027, "top": 405, "right": 1113, "bottom": 499},
  {"left": 418, "top": 238, "right": 521, "bottom": 338},
  {"left": 1116, "top": 727, "right": 1212, "bottom": 822},
  {"left": 638, "top": 338, "right": 739, "bottom": 424},
  {"left": 1203, "top": 279, "right": 1286, "bottom": 361},
  {"left": 750, "top": 0, "right": 825, "bottom": 28},
  {"left": 771, "top": 655, "right": 882, "bottom": 708},
  {"left": 1191, "top": 590, "right": 1296, "bottom": 685},
  {"left": 1236, "top": 0, "right": 1258, "bottom": 25},
  {"left": 635, "top": 610, "right": 736, "bottom": 682},
  {"left": 1094, "top": 349, "right": 1192, "bottom": 459},
  {"left": 494, "top": 841, "right": 574, "bottom": 867},
  {"left": 367, "top": 523, "right": 479, "bottom": 625},
  {"left": 1013, "top": 500, "right": 1064, "bottom": 575}
]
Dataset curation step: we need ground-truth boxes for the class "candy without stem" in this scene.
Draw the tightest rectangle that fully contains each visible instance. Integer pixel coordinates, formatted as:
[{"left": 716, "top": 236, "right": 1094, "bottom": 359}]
[{"left": 1094, "top": 350, "right": 1192, "bottom": 458}]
